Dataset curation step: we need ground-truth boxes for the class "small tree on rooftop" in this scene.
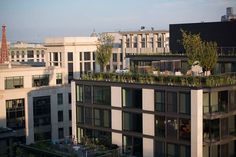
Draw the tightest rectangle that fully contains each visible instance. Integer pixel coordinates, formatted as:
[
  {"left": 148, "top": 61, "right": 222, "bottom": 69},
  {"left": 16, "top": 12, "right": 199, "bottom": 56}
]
[
  {"left": 181, "top": 30, "right": 218, "bottom": 75},
  {"left": 96, "top": 34, "right": 114, "bottom": 72}
]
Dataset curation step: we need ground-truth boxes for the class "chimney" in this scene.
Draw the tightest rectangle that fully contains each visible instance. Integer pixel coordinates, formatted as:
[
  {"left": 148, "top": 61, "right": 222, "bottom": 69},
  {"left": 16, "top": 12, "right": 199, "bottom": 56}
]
[{"left": 0, "top": 25, "right": 8, "bottom": 64}]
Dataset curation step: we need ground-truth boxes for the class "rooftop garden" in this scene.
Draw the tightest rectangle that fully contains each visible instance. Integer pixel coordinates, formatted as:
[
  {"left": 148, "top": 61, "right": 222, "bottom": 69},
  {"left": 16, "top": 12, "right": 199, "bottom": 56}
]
[{"left": 80, "top": 72, "right": 236, "bottom": 88}]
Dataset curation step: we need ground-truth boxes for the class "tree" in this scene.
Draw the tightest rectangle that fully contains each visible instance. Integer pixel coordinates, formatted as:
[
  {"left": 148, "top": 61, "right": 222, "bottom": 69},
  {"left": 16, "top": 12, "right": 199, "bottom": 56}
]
[
  {"left": 181, "top": 30, "right": 218, "bottom": 75},
  {"left": 95, "top": 34, "right": 114, "bottom": 72}
]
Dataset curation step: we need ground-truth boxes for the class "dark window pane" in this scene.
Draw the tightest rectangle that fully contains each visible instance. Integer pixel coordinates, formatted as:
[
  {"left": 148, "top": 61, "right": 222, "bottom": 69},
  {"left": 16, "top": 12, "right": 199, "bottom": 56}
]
[
  {"left": 93, "top": 86, "right": 111, "bottom": 105},
  {"left": 155, "top": 116, "right": 165, "bottom": 138},
  {"left": 155, "top": 91, "right": 165, "bottom": 112},
  {"left": 167, "top": 92, "right": 177, "bottom": 113},
  {"left": 122, "top": 88, "right": 142, "bottom": 109},
  {"left": 67, "top": 52, "right": 73, "bottom": 61},
  {"left": 179, "top": 92, "right": 190, "bottom": 114}
]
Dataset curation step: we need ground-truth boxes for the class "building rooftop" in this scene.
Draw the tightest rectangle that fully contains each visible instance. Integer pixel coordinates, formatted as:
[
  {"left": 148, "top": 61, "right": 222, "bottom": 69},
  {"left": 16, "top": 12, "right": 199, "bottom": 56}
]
[
  {"left": 79, "top": 72, "right": 236, "bottom": 88},
  {"left": 0, "top": 62, "right": 45, "bottom": 70}
]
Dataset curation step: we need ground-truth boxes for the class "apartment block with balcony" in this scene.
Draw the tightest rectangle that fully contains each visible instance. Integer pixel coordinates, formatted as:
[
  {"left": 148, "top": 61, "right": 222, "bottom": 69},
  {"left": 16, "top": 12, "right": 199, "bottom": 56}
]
[{"left": 71, "top": 72, "right": 236, "bottom": 157}]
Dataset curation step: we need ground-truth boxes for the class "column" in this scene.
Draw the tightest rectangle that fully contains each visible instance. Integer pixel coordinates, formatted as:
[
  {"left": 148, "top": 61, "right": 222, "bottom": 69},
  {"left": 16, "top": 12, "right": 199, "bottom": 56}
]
[
  {"left": 146, "top": 34, "right": 150, "bottom": 48},
  {"left": 153, "top": 33, "right": 158, "bottom": 52},
  {"left": 122, "top": 35, "right": 127, "bottom": 68},
  {"left": 71, "top": 81, "right": 77, "bottom": 143},
  {"left": 142, "top": 89, "right": 154, "bottom": 157},
  {"left": 137, "top": 34, "right": 141, "bottom": 53},
  {"left": 111, "top": 86, "right": 122, "bottom": 147},
  {"left": 191, "top": 89, "right": 203, "bottom": 157}
]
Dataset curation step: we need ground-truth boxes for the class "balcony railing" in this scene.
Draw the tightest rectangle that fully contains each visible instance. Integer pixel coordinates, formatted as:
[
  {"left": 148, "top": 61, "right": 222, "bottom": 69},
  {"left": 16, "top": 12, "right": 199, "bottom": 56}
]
[
  {"left": 80, "top": 72, "right": 236, "bottom": 88},
  {"left": 203, "top": 104, "right": 228, "bottom": 115}
]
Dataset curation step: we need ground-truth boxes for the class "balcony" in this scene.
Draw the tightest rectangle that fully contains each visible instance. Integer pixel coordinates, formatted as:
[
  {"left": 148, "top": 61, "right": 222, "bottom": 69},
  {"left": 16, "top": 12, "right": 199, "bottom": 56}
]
[{"left": 80, "top": 72, "right": 236, "bottom": 88}]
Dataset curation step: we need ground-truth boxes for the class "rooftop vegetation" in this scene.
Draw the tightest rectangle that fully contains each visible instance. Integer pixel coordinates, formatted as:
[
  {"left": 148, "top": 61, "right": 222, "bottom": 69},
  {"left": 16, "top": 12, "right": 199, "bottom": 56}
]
[{"left": 80, "top": 72, "right": 236, "bottom": 88}]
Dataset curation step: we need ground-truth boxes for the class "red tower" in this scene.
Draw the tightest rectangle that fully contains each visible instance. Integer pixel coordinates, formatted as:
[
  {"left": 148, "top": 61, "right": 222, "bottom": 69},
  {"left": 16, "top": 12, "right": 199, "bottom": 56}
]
[{"left": 0, "top": 25, "right": 8, "bottom": 64}]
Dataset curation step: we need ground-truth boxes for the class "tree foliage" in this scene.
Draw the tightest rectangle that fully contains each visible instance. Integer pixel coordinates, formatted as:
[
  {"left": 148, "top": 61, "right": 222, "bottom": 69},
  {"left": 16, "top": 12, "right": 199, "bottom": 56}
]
[
  {"left": 96, "top": 34, "right": 114, "bottom": 72},
  {"left": 182, "top": 30, "right": 218, "bottom": 72}
]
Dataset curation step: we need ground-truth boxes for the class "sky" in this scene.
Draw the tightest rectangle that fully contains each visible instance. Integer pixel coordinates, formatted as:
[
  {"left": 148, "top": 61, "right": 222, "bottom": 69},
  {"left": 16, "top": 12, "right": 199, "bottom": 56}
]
[{"left": 0, "top": 0, "right": 235, "bottom": 42}]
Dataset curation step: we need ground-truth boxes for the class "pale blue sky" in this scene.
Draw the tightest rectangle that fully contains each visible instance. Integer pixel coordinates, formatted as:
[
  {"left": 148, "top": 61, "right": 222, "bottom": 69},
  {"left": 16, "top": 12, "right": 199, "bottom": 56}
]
[{"left": 0, "top": 0, "right": 235, "bottom": 42}]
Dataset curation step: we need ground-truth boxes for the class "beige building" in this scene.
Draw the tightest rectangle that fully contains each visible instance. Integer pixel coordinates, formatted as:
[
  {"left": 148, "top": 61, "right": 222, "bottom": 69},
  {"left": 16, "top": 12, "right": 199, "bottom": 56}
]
[
  {"left": 103, "top": 29, "right": 169, "bottom": 71},
  {"left": 44, "top": 37, "right": 98, "bottom": 81},
  {"left": 10, "top": 41, "right": 46, "bottom": 63},
  {"left": 0, "top": 63, "right": 71, "bottom": 144}
]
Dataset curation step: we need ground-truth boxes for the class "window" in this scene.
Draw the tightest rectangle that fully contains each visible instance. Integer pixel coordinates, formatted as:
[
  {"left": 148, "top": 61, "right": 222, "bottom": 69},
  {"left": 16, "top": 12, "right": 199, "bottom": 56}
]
[
  {"left": 32, "top": 75, "right": 49, "bottom": 87},
  {"left": 80, "top": 52, "right": 82, "bottom": 61},
  {"left": 120, "top": 53, "right": 123, "bottom": 62},
  {"left": 84, "top": 85, "right": 91, "bottom": 103},
  {"left": 84, "top": 52, "right": 90, "bottom": 60},
  {"left": 76, "top": 85, "right": 83, "bottom": 102},
  {"left": 179, "top": 92, "right": 190, "bottom": 114},
  {"left": 6, "top": 99, "right": 25, "bottom": 130},
  {"left": 155, "top": 91, "right": 165, "bottom": 112},
  {"left": 155, "top": 116, "right": 165, "bottom": 138},
  {"left": 58, "top": 111, "right": 63, "bottom": 122},
  {"left": 155, "top": 141, "right": 165, "bottom": 157},
  {"left": 123, "top": 112, "right": 142, "bottom": 133},
  {"left": 67, "top": 52, "right": 73, "bottom": 61},
  {"left": 229, "top": 90, "right": 236, "bottom": 110},
  {"left": 94, "top": 108, "right": 111, "bottom": 128},
  {"left": 5, "top": 76, "right": 24, "bottom": 89},
  {"left": 56, "top": 73, "right": 62, "bottom": 84},
  {"left": 179, "top": 119, "right": 191, "bottom": 141},
  {"left": 27, "top": 50, "right": 34, "bottom": 58},
  {"left": 93, "top": 86, "right": 111, "bottom": 105},
  {"left": 84, "top": 62, "right": 91, "bottom": 71},
  {"left": 85, "top": 107, "right": 92, "bottom": 125},
  {"left": 53, "top": 52, "right": 58, "bottom": 61},
  {"left": 69, "top": 110, "right": 72, "bottom": 121},
  {"left": 167, "top": 117, "right": 178, "bottom": 139},
  {"left": 113, "top": 53, "right": 117, "bottom": 62},
  {"left": 57, "top": 93, "right": 63, "bottom": 105},
  {"left": 68, "top": 93, "right": 71, "bottom": 104},
  {"left": 69, "top": 127, "right": 72, "bottom": 136},
  {"left": 167, "top": 92, "right": 177, "bottom": 113},
  {"left": 123, "top": 135, "right": 143, "bottom": 157},
  {"left": 122, "top": 88, "right": 142, "bottom": 109},
  {"left": 58, "top": 128, "right": 64, "bottom": 139},
  {"left": 167, "top": 143, "right": 179, "bottom": 157},
  {"left": 33, "top": 96, "right": 51, "bottom": 126},
  {"left": 77, "top": 106, "right": 84, "bottom": 123},
  {"left": 141, "top": 38, "right": 146, "bottom": 48}
]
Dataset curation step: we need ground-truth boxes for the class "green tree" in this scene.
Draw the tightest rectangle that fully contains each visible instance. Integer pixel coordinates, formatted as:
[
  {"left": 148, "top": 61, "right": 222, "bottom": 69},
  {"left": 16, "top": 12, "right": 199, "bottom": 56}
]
[
  {"left": 96, "top": 34, "right": 114, "bottom": 72},
  {"left": 182, "top": 30, "right": 218, "bottom": 74}
]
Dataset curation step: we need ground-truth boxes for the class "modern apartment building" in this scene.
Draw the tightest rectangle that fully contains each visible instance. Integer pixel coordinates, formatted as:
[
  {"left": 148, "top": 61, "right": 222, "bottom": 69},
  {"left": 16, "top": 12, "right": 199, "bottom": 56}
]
[
  {"left": 9, "top": 41, "right": 46, "bottom": 63},
  {"left": 44, "top": 37, "right": 98, "bottom": 82},
  {"left": 0, "top": 63, "right": 71, "bottom": 144},
  {"left": 71, "top": 72, "right": 236, "bottom": 157},
  {"left": 103, "top": 29, "right": 169, "bottom": 71}
]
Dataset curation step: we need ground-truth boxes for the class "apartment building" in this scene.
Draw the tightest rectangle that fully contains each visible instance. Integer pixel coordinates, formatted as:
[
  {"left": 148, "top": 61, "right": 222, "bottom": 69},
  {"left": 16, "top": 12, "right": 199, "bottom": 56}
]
[
  {"left": 103, "top": 29, "right": 169, "bottom": 71},
  {"left": 44, "top": 37, "right": 98, "bottom": 82},
  {"left": 10, "top": 41, "right": 46, "bottom": 63},
  {"left": 0, "top": 63, "right": 71, "bottom": 144},
  {"left": 71, "top": 72, "right": 236, "bottom": 157}
]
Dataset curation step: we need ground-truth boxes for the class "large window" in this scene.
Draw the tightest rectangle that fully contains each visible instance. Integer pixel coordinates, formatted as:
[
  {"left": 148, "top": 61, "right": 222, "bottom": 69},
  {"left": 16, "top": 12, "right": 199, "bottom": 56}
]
[
  {"left": 113, "top": 53, "right": 117, "bottom": 62},
  {"left": 94, "top": 108, "right": 111, "bottom": 128},
  {"left": 122, "top": 88, "right": 142, "bottom": 109},
  {"left": 229, "top": 90, "right": 236, "bottom": 111},
  {"left": 6, "top": 98, "right": 25, "bottom": 130},
  {"left": 5, "top": 76, "right": 24, "bottom": 89},
  {"left": 166, "top": 117, "right": 178, "bottom": 139},
  {"left": 84, "top": 85, "right": 91, "bottom": 103},
  {"left": 179, "top": 119, "right": 191, "bottom": 141},
  {"left": 155, "top": 141, "right": 165, "bottom": 157},
  {"left": 123, "top": 112, "right": 142, "bottom": 133},
  {"left": 179, "top": 92, "right": 190, "bottom": 114},
  {"left": 123, "top": 135, "right": 143, "bottom": 157},
  {"left": 93, "top": 86, "right": 111, "bottom": 105},
  {"left": 33, "top": 96, "right": 51, "bottom": 126},
  {"left": 155, "top": 91, "right": 165, "bottom": 112},
  {"left": 32, "top": 75, "right": 49, "bottom": 87},
  {"left": 167, "top": 92, "right": 177, "bottom": 113},
  {"left": 76, "top": 85, "right": 83, "bottom": 102},
  {"left": 155, "top": 116, "right": 165, "bottom": 138}
]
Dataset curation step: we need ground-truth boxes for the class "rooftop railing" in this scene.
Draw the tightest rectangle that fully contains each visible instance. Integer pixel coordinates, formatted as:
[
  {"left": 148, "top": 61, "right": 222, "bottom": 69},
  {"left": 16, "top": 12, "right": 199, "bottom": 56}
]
[{"left": 80, "top": 72, "right": 236, "bottom": 88}]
